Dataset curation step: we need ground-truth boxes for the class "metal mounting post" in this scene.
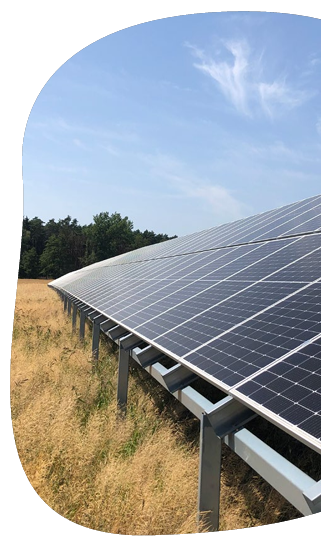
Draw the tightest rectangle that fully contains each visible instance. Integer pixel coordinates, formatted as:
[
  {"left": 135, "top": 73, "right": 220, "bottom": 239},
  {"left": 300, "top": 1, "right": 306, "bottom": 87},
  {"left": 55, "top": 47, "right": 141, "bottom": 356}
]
[
  {"left": 79, "top": 310, "right": 86, "bottom": 340},
  {"left": 92, "top": 320, "right": 100, "bottom": 361},
  {"left": 63, "top": 295, "right": 67, "bottom": 312},
  {"left": 67, "top": 298, "right": 72, "bottom": 316},
  {"left": 198, "top": 412, "right": 222, "bottom": 532},
  {"left": 197, "top": 396, "right": 256, "bottom": 532},
  {"left": 72, "top": 303, "right": 77, "bottom": 332},
  {"left": 117, "top": 347, "right": 130, "bottom": 412}
]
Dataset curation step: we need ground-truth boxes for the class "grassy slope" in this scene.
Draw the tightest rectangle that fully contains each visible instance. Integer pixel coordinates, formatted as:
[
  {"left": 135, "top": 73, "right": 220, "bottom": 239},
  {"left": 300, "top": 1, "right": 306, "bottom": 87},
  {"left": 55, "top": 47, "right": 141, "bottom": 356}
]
[{"left": 11, "top": 280, "right": 304, "bottom": 534}]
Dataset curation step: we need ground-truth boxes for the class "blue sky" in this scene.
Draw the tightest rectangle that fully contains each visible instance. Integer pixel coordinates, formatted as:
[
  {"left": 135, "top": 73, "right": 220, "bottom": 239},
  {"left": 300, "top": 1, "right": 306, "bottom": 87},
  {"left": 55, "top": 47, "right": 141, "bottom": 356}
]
[{"left": 23, "top": 11, "right": 321, "bottom": 237}]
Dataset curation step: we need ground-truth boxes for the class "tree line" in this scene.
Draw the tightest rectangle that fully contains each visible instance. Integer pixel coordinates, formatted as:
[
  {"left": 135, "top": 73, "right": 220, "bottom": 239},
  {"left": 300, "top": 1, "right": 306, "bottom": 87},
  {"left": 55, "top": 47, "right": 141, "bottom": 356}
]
[{"left": 19, "top": 212, "right": 176, "bottom": 279}]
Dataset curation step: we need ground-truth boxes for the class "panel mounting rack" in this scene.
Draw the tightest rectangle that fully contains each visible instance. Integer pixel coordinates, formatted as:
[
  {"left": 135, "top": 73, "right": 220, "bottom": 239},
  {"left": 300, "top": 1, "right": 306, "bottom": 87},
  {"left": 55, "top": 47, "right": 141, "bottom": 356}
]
[
  {"left": 48, "top": 195, "right": 321, "bottom": 530},
  {"left": 50, "top": 288, "right": 321, "bottom": 531}
]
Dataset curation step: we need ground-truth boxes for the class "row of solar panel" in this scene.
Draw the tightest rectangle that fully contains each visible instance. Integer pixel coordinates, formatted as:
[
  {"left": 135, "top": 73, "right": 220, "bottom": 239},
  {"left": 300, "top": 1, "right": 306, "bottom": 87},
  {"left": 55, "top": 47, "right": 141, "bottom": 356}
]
[
  {"left": 131, "top": 192, "right": 321, "bottom": 262},
  {"left": 68, "top": 193, "right": 321, "bottom": 271},
  {"left": 50, "top": 198, "right": 321, "bottom": 453},
  {"left": 52, "top": 195, "right": 321, "bottom": 284},
  {"left": 58, "top": 233, "right": 321, "bottom": 383},
  {"left": 56, "top": 234, "right": 321, "bottom": 327}
]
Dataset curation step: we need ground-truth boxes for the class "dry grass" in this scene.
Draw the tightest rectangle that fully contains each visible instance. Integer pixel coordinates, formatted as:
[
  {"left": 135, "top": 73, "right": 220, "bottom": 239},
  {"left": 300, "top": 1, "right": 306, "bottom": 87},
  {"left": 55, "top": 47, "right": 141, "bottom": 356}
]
[{"left": 11, "top": 279, "right": 302, "bottom": 534}]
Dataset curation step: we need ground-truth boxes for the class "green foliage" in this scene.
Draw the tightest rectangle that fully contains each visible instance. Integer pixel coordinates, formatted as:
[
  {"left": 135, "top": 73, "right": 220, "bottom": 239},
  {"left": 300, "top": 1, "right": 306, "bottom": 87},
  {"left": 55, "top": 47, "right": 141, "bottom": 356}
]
[
  {"left": 19, "top": 247, "right": 40, "bottom": 278},
  {"left": 19, "top": 211, "right": 176, "bottom": 278}
]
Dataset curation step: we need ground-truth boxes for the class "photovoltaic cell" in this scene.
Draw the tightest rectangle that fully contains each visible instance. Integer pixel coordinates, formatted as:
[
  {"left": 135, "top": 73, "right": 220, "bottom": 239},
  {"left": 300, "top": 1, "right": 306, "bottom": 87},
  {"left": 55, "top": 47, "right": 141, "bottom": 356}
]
[
  {"left": 232, "top": 337, "right": 321, "bottom": 449},
  {"left": 49, "top": 194, "right": 321, "bottom": 452},
  {"left": 184, "top": 283, "right": 321, "bottom": 388}
]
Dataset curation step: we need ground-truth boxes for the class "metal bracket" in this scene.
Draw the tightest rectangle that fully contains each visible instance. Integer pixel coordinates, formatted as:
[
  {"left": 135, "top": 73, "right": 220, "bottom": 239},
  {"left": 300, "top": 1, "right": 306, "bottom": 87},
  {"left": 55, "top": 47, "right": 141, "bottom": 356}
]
[
  {"left": 100, "top": 319, "right": 117, "bottom": 333},
  {"left": 303, "top": 480, "right": 321, "bottom": 513},
  {"left": 108, "top": 325, "right": 130, "bottom": 341},
  {"left": 136, "top": 345, "right": 164, "bottom": 368},
  {"left": 120, "top": 333, "right": 142, "bottom": 351},
  {"left": 207, "top": 396, "right": 256, "bottom": 438},
  {"left": 198, "top": 396, "right": 256, "bottom": 532},
  {"left": 87, "top": 309, "right": 101, "bottom": 321},
  {"left": 89, "top": 313, "right": 108, "bottom": 325},
  {"left": 163, "top": 364, "right": 198, "bottom": 393}
]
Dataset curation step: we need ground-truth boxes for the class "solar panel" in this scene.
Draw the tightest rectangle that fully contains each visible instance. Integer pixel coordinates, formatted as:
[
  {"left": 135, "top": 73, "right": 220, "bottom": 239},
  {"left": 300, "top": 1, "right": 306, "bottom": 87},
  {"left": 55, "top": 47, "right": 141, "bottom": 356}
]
[
  {"left": 49, "top": 194, "right": 321, "bottom": 453},
  {"left": 231, "top": 334, "right": 321, "bottom": 452}
]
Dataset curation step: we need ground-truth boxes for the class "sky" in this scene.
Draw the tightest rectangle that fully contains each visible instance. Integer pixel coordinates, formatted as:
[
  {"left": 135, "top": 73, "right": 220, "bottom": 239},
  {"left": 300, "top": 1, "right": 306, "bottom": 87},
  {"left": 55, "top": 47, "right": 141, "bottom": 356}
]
[{"left": 23, "top": 11, "right": 321, "bottom": 237}]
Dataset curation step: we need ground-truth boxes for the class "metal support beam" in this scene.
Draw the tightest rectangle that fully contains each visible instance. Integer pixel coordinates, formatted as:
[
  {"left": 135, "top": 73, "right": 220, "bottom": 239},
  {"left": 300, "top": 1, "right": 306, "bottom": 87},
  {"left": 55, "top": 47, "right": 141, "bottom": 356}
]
[
  {"left": 117, "top": 347, "right": 130, "bottom": 412},
  {"left": 224, "top": 428, "right": 317, "bottom": 516},
  {"left": 100, "top": 318, "right": 117, "bottom": 333},
  {"left": 92, "top": 320, "right": 100, "bottom": 361},
  {"left": 92, "top": 313, "right": 109, "bottom": 325},
  {"left": 72, "top": 303, "right": 77, "bottom": 332},
  {"left": 197, "top": 397, "right": 255, "bottom": 532},
  {"left": 136, "top": 345, "right": 164, "bottom": 368},
  {"left": 207, "top": 396, "right": 255, "bottom": 437},
  {"left": 163, "top": 364, "right": 198, "bottom": 393},
  {"left": 63, "top": 295, "right": 67, "bottom": 312},
  {"left": 198, "top": 412, "right": 222, "bottom": 532},
  {"left": 67, "top": 298, "right": 72, "bottom": 316},
  {"left": 80, "top": 305, "right": 93, "bottom": 315},
  {"left": 120, "top": 333, "right": 143, "bottom": 351},
  {"left": 79, "top": 310, "right": 86, "bottom": 340},
  {"left": 87, "top": 310, "right": 101, "bottom": 321},
  {"left": 108, "top": 325, "right": 130, "bottom": 341},
  {"left": 303, "top": 480, "right": 321, "bottom": 513}
]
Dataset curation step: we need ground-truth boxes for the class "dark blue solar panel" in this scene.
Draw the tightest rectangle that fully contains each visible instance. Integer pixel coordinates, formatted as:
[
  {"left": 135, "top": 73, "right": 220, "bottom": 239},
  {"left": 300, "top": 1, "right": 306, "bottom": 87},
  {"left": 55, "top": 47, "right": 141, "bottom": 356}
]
[
  {"left": 234, "top": 338, "right": 321, "bottom": 444},
  {"left": 50, "top": 194, "right": 321, "bottom": 451}
]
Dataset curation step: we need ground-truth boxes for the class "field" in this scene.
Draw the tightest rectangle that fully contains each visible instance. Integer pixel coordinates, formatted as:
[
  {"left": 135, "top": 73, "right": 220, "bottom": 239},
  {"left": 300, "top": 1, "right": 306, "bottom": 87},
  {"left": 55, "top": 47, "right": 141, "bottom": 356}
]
[{"left": 11, "top": 279, "right": 309, "bottom": 534}]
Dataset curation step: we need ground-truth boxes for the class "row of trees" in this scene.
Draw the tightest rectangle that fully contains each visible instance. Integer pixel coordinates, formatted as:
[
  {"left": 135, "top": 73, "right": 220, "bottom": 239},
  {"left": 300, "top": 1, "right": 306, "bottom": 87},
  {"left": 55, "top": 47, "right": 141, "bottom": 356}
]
[{"left": 19, "top": 212, "right": 176, "bottom": 279}]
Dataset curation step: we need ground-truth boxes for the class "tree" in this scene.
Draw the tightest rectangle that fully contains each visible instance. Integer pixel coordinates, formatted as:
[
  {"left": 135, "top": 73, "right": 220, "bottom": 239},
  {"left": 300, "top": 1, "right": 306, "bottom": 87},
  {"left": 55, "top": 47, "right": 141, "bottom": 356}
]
[
  {"left": 29, "top": 217, "right": 46, "bottom": 255},
  {"left": 40, "top": 235, "right": 63, "bottom": 278},
  {"left": 20, "top": 248, "right": 40, "bottom": 278},
  {"left": 18, "top": 210, "right": 176, "bottom": 278},
  {"left": 89, "top": 212, "right": 134, "bottom": 262}
]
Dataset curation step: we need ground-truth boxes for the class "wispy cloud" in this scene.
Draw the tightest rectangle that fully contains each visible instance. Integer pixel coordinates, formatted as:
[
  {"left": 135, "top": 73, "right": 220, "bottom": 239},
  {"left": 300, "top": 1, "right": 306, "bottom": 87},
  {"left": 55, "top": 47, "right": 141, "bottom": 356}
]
[
  {"left": 31, "top": 116, "right": 140, "bottom": 146},
  {"left": 73, "top": 138, "right": 89, "bottom": 151},
  {"left": 188, "top": 39, "right": 314, "bottom": 118},
  {"left": 258, "top": 80, "right": 310, "bottom": 117},
  {"left": 100, "top": 144, "right": 120, "bottom": 157},
  {"left": 139, "top": 151, "right": 247, "bottom": 222},
  {"left": 188, "top": 40, "right": 251, "bottom": 115},
  {"left": 47, "top": 163, "right": 88, "bottom": 175}
]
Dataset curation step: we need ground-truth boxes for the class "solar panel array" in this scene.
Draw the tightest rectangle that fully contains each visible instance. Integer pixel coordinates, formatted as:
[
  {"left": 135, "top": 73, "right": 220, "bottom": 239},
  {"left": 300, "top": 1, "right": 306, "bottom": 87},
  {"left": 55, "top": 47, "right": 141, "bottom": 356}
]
[{"left": 50, "top": 195, "right": 321, "bottom": 453}]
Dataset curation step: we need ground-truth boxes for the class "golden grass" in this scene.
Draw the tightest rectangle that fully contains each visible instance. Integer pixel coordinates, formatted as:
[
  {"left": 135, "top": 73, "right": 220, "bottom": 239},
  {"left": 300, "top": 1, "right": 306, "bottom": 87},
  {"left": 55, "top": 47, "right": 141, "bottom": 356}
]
[{"left": 11, "top": 279, "right": 301, "bottom": 534}]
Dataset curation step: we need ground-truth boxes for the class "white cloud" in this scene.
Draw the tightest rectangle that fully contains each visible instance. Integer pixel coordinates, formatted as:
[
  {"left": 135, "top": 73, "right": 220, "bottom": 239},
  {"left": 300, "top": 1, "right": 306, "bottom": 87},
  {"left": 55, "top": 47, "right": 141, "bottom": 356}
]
[
  {"left": 171, "top": 175, "right": 246, "bottom": 220},
  {"left": 189, "top": 39, "right": 313, "bottom": 118},
  {"left": 73, "top": 138, "right": 89, "bottom": 151},
  {"left": 258, "top": 80, "right": 311, "bottom": 118},
  {"left": 139, "top": 151, "right": 247, "bottom": 222},
  {"left": 101, "top": 144, "right": 120, "bottom": 156},
  {"left": 190, "top": 40, "right": 251, "bottom": 116}
]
